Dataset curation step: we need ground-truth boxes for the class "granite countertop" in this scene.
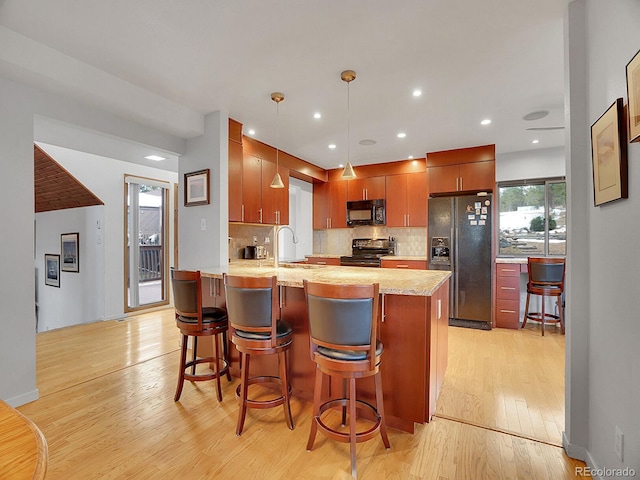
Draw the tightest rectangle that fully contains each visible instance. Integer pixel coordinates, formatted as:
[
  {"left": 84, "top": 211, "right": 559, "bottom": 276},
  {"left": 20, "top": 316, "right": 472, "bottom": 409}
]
[
  {"left": 495, "top": 257, "right": 528, "bottom": 264},
  {"left": 201, "top": 263, "right": 451, "bottom": 296},
  {"left": 305, "top": 254, "right": 343, "bottom": 259}
]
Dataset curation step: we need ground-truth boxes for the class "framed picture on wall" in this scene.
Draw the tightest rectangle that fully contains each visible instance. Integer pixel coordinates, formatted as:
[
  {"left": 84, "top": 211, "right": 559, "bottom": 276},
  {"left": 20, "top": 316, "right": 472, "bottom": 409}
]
[
  {"left": 184, "top": 169, "right": 210, "bottom": 206},
  {"left": 45, "top": 254, "right": 60, "bottom": 287},
  {"left": 626, "top": 48, "right": 640, "bottom": 142},
  {"left": 61, "top": 232, "right": 79, "bottom": 272},
  {"left": 591, "top": 98, "right": 628, "bottom": 206}
]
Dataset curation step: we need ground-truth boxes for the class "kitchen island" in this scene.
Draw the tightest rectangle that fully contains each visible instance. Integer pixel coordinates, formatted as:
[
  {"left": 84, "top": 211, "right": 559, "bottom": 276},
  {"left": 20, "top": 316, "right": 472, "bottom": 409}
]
[{"left": 199, "top": 263, "right": 451, "bottom": 433}]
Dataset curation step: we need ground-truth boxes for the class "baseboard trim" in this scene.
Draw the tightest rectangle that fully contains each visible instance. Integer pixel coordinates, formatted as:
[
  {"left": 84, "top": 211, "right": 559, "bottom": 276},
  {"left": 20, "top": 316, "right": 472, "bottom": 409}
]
[
  {"left": 5, "top": 388, "right": 40, "bottom": 408},
  {"left": 563, "top": 432, "right": 603, "bottom": 479}
]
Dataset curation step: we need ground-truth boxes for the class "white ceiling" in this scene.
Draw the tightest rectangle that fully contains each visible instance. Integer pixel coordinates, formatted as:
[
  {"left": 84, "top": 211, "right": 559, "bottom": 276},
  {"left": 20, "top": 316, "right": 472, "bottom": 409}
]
[{"left": 0, "top": 0, "right": 568, "bottom": 170}]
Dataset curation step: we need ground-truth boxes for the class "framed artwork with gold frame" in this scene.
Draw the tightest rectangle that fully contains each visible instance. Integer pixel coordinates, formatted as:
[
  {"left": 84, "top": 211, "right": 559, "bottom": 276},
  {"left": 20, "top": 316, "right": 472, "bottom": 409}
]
[
  {"left": 626, "top": 48, "right": 640, "bottom": 143},
  {"left": 591, "top": 98, "right": 627, "bottom": 206}
]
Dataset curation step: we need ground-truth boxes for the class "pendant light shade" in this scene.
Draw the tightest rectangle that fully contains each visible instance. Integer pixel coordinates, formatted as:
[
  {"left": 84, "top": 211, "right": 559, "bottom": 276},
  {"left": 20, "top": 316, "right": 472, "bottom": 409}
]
[
  {"left": 340, "top": 70, "right": 357, "bottom": 180},
  {"left": 270, "top": 92, "right": 285, "bottom": 189}
]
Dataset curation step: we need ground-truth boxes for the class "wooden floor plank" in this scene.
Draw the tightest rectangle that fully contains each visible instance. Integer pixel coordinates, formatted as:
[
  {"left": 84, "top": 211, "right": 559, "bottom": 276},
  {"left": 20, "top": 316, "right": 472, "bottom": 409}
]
[{"left": 16, "top": 308, "right": 584, "bottom": 479}]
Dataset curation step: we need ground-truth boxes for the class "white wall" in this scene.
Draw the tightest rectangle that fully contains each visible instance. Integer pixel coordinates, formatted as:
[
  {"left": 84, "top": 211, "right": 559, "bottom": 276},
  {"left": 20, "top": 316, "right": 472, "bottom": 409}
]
[
  {"left": 0, "top": 76, "right": 189, "bottom": 407},
  {"left": 35, "top": 206, "right": 105, "bottom": 331},
  {"left": 496, "top": 146, "right": 565, "bottom": 182},
  {"left": 36, "top": 142, "right": 178, "bottom": 324},
  {"left": 280, "top": 177, "right": 313, "bottom": 261},
  {"left": 565, "top": 0, "right": 640, "bottom": 475}
]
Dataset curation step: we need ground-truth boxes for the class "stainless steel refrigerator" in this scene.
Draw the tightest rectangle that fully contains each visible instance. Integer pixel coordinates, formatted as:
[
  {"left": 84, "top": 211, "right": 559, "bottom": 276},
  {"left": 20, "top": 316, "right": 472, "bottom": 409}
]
[{"left": 428, "top": 194, "right": 493, "bottom": 329}]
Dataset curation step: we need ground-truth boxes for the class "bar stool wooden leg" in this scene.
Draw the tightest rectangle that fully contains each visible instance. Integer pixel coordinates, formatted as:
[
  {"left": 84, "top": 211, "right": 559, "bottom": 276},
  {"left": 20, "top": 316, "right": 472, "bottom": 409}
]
[
  {"left": 307, "top": 367, "right": 323, "bottom": 451},
  {"left": 349, "top": 378, "right": 357, "bottom": 479},
  {"left": 223, "top": 331, "right": 232, "bottom": 381},
  {"left": 374, "top": 372, "right": 391, "bottom": 449},
  {"left": 175, "top": 334, "right": 188, "bottom": 401},
  {"left": 522, "top": 293, "right": 530, "bottom": 329},
  {"left": 558, "top": 297, "right": 565, "bottom": 334},
  {"left": 213, "top": 335, "right": 222, "bottom": 402},
  {"left": 236, "top": 352, "right": 251, "bottom": 436},
  {"left": 279, "top": 350, "right": 294, "bottom": 430}
]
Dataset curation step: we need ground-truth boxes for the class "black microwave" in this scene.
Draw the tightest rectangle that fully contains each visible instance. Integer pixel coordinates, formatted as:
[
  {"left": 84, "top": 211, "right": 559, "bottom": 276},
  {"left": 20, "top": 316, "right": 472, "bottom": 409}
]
[{"left": 346, "top": 199, "right": 386, "bottom": 226}]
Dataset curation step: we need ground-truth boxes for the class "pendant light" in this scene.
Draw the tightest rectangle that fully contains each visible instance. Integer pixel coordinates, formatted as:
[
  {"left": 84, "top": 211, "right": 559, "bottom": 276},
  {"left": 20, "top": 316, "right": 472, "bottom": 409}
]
[
  {"left": 269, "top": 92, "right": 285, "bottom": 189},
  {"left": 340, "top": 70, "right": 357, "bottom": 180}
]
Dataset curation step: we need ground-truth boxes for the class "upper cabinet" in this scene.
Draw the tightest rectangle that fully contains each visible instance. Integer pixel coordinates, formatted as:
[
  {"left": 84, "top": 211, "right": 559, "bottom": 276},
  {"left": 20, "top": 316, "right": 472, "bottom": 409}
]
[
  {"left": 229, "top": 120, "right": 289, "bottom": 225},
  {"left": 385, "top": 172, "right": 427, "bottom": 227},
  {"left": 347, "top": 176, "right": 385, "bottom": 201},
  {"left": 313, "top": 179, "right": 347, "bottom": 229},
  {"left": 241, "top": 154, "right": 289, "bottom": 224},
  {"left": 427, "top": 145, "right": 495, "bottom": 195}
]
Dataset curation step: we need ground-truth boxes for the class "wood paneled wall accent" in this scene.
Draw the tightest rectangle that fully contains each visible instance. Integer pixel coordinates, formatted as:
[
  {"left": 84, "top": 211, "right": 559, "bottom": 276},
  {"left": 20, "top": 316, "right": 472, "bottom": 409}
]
[
  {"left": 34, "top": 145, "right": 104, "bottom": 213},
  {"left": 241, "top": 136, "right": 327, "bottom": 183},
  {"left": 425, "top": 144, "right": 495, "bottom": 167},
  {"left": 325, "top": 157, "right": 426, "bottom": 182}
]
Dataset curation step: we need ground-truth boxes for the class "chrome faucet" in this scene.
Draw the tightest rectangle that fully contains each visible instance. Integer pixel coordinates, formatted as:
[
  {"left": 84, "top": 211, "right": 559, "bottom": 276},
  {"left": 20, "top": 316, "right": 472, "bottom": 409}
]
[{"left": 273, "top": 225, "right": 299, "bottom": 268}]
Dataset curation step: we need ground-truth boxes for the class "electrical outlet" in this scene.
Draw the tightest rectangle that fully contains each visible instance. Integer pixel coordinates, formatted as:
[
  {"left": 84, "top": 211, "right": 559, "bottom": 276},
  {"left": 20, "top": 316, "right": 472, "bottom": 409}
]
[
  {"left": 615, "top": 426, "right": 624, "bottom": 462},
  {"left": 200, "top": 218, "right": 206, "bottom": 231}
]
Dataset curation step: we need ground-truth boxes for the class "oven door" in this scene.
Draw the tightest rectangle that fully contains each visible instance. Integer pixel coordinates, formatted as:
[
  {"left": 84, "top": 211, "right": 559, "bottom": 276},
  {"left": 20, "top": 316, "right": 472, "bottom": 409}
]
[{"left": 339, "top": 256, "right": 381, "bottom": 267}]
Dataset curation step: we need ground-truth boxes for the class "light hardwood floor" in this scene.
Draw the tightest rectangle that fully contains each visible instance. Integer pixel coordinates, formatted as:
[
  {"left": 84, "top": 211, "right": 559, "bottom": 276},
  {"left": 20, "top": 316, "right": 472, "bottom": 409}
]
[{"left": 18, "top": 309, "right": 587, "bottom": 479}]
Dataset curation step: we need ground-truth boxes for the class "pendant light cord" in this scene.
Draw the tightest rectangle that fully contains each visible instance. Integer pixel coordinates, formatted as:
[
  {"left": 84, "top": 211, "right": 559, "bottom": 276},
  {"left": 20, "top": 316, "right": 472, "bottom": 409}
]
[
  {"left": 347, "top": 81, "right": 350, "bottom": 166},
  {"left": 276, "top": 101, "right": 279, "bottom": 170}
]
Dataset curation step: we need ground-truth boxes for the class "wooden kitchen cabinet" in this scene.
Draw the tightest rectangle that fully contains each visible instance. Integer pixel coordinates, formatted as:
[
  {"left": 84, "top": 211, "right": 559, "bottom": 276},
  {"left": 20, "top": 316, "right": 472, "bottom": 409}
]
[
  {"left": 494, "top": 263, "right": 523, "bottom": 329},
  {"left": 347, "top": 176, "right": 385, "bottom": 201},
  {"left": 381, "top": 259, "right": 428, "bottom": 270},
  {"left": 385, "top": 172, "right": 427, "bottom": 227},
  {"left": 241, "top": 153, "right": 289, "bottom": 224},
  {"left": 261, "top": 159, "right": 289, "bottom": 225},
  {"left": 313, "top": 179, "right": 347, "bottom": 229},
  {"left": 228, "top": 139, "right": 243, "bottom": 222},
  {"left": 428, "top": 160, "right": 495, "bottom": 194},
  {"left": 305, "top": 256, "right": 341, "bottom": 266}
]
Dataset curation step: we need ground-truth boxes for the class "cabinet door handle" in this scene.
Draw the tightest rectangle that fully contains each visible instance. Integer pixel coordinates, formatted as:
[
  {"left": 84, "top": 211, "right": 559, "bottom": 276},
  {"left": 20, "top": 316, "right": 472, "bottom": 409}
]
[
  {"left": 241, "top": 204, "right": 245, "bottom": 222},
  {"left": 500, "top": 309, "right": 517, "bottom": 314},
  {"left": 502, "top": 268, "right": 518, "bottom": 272},
  {"left": 275, "top": 210, "right": 280, "bottom": 225},
  {"left": 329, "top": 218, "right": 332, "bottom": 229},
  {"left": 406, "top": 213, "right": 410, "bottom": 226},
  {"left": 396, "top": 265, "right": 410, "bottom": 269},
  {"left": 456, "top": 177, "right": 459, "bottom": 191},
  {"left": 500, "top": 286, "right": 516, "bottom": 290},
  {"left": 460, "top": 177, "right": 463, "bottom": 191},
  {"left": 317, "top": 261, "right": 327, "bottom": 265},
  {"left": 381, "top": 293, "right": 386, "bottom": 322},
  {"left": 259, "top": 208, "right": 263, "bottom": 223}
]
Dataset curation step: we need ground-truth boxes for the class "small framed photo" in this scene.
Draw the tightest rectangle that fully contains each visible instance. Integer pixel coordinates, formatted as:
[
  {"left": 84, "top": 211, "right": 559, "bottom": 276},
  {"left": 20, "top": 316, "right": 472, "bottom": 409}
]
[
  {"left": 45, "top": 254, "right": 60, "bottom": 287},
  {"left": 591, "top": 98, "right": 628, "bottom": 206},
  {"left": 184, "top": 169, "right": 210, "bottom": 206},
  {"left": 61, "top": 232, "right": 79, "bottom": 272},
  {"left": 626, "top": 48, "right": 640, "bottom": 142}
]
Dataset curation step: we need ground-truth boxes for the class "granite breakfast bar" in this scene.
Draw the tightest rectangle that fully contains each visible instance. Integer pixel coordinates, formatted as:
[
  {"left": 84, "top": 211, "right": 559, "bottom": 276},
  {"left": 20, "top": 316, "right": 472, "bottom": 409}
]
[{"left": 199, "top": 263, "right": 451, "bottom": 433}]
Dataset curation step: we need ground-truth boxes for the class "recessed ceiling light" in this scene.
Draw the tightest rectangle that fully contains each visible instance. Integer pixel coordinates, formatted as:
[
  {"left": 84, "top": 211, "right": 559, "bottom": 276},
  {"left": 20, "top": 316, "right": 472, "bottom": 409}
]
[
  {"left": 338, "top": 164, "right": 344, "bottom": 168},
  {"left": 248, "top": 129, "right": 255, "bottom": 135},
  {"left": 413, "top": 89, "right": 422, "bottom": 97},
  {"left": 359, "top": 139, "right": 376, "bottom": 146},
  {"left": 328, "top": 144, "right": 336, "bottom": 149},
  {"left": 397, "top": 132, "right": 407, "bottom": 138},
  {"left": 532, "top": 139, "right": 540, "bottom": 144},
  {"left": 480, "top": 119, "right": 492, "bottom": 126},
  {"left": 408, "top": 155, "right": 414, "bottom": 159},
  {"left": 313, "top": 112, "right": 322, "bottom": 119},
  {"left": 144, "top": 155, "right": 166, "bottom": 161},
  {"left": 523, "top": 110, "right": 549, "bottom": 121}
]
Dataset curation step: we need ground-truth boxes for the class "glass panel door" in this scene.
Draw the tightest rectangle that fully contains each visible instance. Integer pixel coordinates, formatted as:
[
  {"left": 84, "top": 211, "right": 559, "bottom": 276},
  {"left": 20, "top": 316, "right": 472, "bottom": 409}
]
[{"left": 125, "top": 177, "right": 169, "bottom": 310}]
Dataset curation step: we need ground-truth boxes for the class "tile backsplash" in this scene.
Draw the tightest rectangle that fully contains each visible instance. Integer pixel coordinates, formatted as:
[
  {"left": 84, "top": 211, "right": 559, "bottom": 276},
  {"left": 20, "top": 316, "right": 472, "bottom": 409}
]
[
  {"left": 229, "top": 223, "right": 274, "bottom": 260},
  {"left": 313, "top": 227, "right": 427, "bottom": 256}
]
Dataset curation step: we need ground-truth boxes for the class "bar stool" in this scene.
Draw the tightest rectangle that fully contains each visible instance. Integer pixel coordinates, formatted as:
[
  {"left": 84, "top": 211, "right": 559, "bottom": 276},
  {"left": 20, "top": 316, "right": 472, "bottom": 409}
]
[
  {"left": 522, "top": 257, "right": 566, "bottom": 336},
  {"left": 303, "top": 280, "right": 390, "bottom": 479},
  {"left": 170, "top": 269, "right": 230, "bottom": 402},
  {"left": 223, "top": 274, "right": 294, "bottom": 436}
]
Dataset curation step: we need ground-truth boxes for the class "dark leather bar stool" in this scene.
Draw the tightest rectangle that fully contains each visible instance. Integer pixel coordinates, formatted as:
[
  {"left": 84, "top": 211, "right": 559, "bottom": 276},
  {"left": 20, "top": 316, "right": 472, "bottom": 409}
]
[
  {"left": 223, "top": 274, "right": 294, "bottom": 436},
  {"left": 170, "top": 269, "right": 230, "bottom": 402},
  {"left": 522, "top": 257, "right": 566, "bottom": 336},
  {"left": 303, "top": 280, "right": 390, "bottom": 479}
]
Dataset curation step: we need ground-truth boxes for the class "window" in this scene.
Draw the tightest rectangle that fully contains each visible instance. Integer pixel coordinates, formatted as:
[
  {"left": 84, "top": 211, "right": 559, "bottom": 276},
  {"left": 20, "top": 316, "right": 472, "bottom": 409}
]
[{"left": 498, "top": 178, "right": 566, "bottom": 256}]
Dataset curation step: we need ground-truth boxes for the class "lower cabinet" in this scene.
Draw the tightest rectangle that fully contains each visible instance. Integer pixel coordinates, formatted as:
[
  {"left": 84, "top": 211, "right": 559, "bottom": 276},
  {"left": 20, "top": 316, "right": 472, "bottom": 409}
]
[
  {"left": 305, "top": 256, "right": 340, "bottom": 266},
  {"left": 381, "top": 259, "right": 427, "bottom": 270},
  {"left": 494, "top": 263, "right": 524, "bottom": 329}
]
